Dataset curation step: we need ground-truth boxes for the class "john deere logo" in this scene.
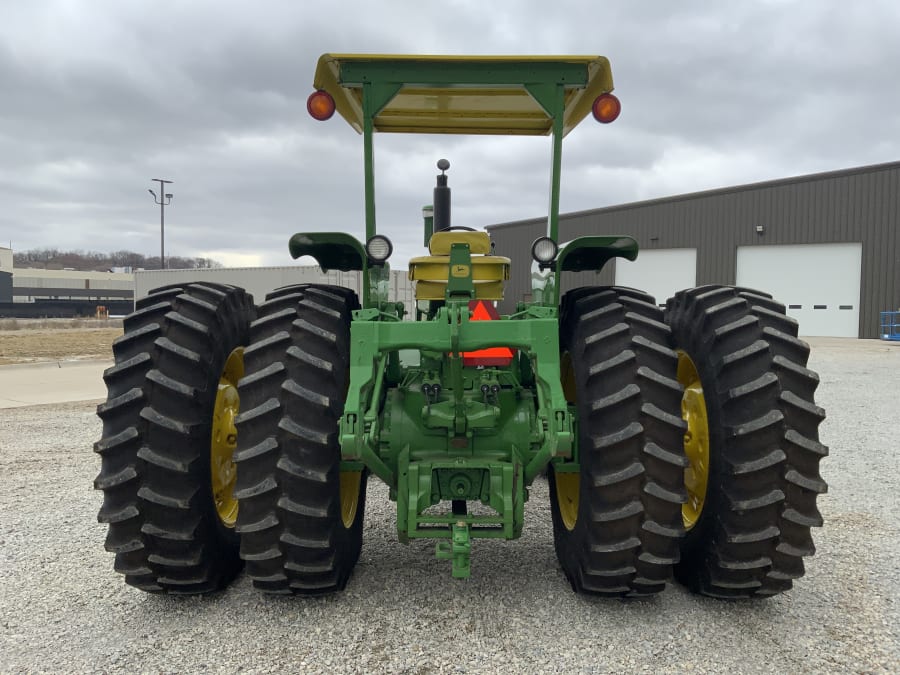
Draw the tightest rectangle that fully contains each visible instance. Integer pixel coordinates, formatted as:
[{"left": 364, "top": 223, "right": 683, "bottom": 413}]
[{"left": 451, "top": 264, "right": 470, "bottom": 277}]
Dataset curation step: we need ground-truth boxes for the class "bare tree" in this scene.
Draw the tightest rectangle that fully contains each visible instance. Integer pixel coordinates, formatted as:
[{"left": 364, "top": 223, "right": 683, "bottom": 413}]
[{"left": 12, "top": 248, "right": 222, "bottom": 271}]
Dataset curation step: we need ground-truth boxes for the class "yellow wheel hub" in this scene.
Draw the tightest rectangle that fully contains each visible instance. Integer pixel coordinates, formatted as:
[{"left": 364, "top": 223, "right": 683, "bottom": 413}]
[
  {"left": 210, "top": 348, "right": 243, "bottom": 528},
  {"left": 339, "top": 471, "right": 362, "bottom": 528},
  {"left": 677, "top": 351, "right": 710, "bottom": 530},
  {"left": 555, "top": 472, "right": 580, "bottom": 531}
]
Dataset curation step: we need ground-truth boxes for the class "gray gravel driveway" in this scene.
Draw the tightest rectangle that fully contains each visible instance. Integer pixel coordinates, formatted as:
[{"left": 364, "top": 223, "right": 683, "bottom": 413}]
[{"left": 0, "top": 337, "right": 897, "bottom": 673}]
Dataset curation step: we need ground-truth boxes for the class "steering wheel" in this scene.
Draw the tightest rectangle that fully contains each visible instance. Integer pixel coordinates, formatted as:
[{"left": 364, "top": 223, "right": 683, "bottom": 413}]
[{"left": 440, "top": 225, "right": 477, "bottom": 232}]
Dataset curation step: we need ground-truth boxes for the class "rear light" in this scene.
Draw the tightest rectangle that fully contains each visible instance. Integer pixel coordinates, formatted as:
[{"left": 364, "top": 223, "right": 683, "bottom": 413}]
[
  {"left": 366, "top": 235, "right": 393, "bottom": 263},
  {"left": 592, "top": 93, "right": 621, "bottom": 123},
  {"left": 531, "top": 237, "right": 558, "bottom": 264},
  {"left": 307, "top": 90, "right": 336, "bottom": 121}
]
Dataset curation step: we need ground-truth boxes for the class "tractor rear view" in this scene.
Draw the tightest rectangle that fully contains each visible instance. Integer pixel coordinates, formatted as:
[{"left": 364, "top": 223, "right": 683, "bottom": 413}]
[{"left": 95, "top": 54, "right": 827, "bottom": 598}]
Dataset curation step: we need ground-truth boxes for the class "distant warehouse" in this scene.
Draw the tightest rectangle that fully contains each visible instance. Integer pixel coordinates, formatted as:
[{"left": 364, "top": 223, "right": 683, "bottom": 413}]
[
  {"left": 135, "top": 266, "right": 416, "bottom": 319},
  {"left": 487, "top": 161, "right": 900, "bottom": 338},
  {"left": 0, "top": 247, "right": 134, "bottom": 317}
]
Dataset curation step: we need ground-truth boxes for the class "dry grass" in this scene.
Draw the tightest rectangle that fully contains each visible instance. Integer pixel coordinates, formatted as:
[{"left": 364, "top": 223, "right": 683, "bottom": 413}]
[
  {"left": 0, "top": 326, "right": 122, "bottom": 365},
  {"left": 0, "top": 318, "right": 123, "bottom": 331}
]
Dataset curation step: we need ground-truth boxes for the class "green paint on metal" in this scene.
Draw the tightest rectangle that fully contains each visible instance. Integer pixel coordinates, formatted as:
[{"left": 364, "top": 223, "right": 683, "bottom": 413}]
[
  {"left": 367, "top": 261, "right": 392, "bottom": 310},
  {"left": 446, "top": 244, "right": 475, "bottom": 301},
  {"left": 363, "top": 111, "right": 375, "bottom": 242},
  {"left": 339, "top": 59, "right": 590, "bottom": 89},
  {"left": 287, "top": 232, "right": 366, "bottom": 272},
  {"left": 294, "top": 53, "right": 631, "bottom": 579},
  {"left": 435, "top": 522, "right": 472, "bottom": 579},
  {"left": 313, "top": 54, "right": 614, "bottom": 136},
  {"left": 531, "top": 235, "right": 640, "bottom": 307},
  {"left": 556, "top": 235, "right": 639, "bottom": 272},
  {"left": 361, "top": 80, "right": 403, "bottom": 241},
  {"left": 524, "top": 82, "right": 566, "bottom": 243},
  {"left": 340, "top": 304, "right": 573, "bottom": 570},
  {"left": 548, "top": 87, "right": 565, "bottom": 244}
]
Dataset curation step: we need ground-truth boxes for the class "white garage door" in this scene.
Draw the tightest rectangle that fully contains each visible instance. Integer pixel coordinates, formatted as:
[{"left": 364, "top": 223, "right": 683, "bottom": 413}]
[
  {"left": 736, "top": 243, "right": 862, "bottom": 337},
  {"left": 615, "top": 248, "right": 697, "bottom": 307}
]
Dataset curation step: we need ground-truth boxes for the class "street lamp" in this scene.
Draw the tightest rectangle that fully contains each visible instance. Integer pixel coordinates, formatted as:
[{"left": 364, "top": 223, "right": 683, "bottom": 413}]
[{"left": 148, "top": 179, "right": 173, "bottom": 269}]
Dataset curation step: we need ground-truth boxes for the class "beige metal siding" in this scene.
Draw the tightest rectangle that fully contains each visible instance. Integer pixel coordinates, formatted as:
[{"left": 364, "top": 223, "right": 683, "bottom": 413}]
[
  {"left": 135, "top": 267, "right": 354, "bottom": 306},
  {"left": 11, "top": 270, "right": 134, "bottom": 301},
  {"left": 135, "top": 266, "right": 416, "bottom": 318}
]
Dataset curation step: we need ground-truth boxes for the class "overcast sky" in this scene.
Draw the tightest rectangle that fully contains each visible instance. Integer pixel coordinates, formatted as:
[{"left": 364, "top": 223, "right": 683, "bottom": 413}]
[{"left": 2, "top": 0, "right": 898, "bottom": 269}]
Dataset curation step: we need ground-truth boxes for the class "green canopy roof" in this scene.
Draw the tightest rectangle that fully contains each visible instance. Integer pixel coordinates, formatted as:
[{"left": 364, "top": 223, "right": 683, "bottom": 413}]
[{"left": 312, "top": 54, "right": 614, "bottom": 136}]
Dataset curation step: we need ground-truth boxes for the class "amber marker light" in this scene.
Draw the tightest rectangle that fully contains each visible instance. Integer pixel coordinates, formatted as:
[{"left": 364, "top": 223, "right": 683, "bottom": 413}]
[
  {"left": 307, "top": 90, "right": 336, "bottom": 120},
  {"left": 592, "top": 93, "right": 621, "bottom": 123}
]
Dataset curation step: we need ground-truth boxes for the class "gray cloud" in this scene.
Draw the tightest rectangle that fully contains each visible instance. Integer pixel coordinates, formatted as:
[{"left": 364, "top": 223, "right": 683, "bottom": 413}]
[{"left": 1, "top": 1, "right": 898, "bottom": 269}]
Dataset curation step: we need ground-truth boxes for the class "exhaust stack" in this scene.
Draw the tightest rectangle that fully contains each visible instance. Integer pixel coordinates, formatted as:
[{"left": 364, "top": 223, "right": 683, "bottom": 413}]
[{"left": 433, "top": 159, "right": 451, "bottom": 233}]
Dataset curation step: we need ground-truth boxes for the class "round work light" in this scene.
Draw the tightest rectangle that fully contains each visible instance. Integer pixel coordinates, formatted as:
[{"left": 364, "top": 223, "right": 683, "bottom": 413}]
[
  {"left": 531, "top": 236, "right": 558, "bottom": 264},
  {"left": 366, "top": 235, "right": 393, "bottom": 263}
]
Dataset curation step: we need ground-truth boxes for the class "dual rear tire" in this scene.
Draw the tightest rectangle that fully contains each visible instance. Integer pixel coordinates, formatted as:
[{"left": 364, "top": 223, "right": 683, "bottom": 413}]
[
  {"left": 96, "top": 280, "right": 826, "bottom": 599},
  {"left": 94, "top": 282, "right": 255, "bottom": 593},
  {"left": 95, "top": 282, "right": 364, "bottom": 595},
  {"left": 234, "top": 284, "right": 366, "bottom": 595},
  {"left": 665, "top": 285, "right": 827, "bottom": 597},
  {"left": 550, "top": 287, "right": 687, "bottom": 596},
  {"left": 551, "top": 285, "right": 827, "bottom": 598}
]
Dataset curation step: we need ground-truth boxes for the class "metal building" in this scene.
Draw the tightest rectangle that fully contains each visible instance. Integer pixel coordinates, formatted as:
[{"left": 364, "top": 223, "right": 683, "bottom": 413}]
[
  {"left": 11, "top": 268, "right": 133, "bottom": 303},
  {"left": 486, "top": 161, "right": 900, "bottom": 338},
  {"left": 135, "top": 266, "right": 417, "bottom": 319},
  {"left": 0, "top": 247, "right": 12, "bottom": 302},
  {"left": 0, "top": 247, "right": 134, "bottom": 317}
]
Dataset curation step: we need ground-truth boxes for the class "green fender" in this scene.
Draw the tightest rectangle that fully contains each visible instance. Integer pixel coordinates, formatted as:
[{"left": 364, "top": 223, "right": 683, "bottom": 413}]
[
  {"left": 556, "top": 235, "right": 639, "bottom": 273},
  {"left": 288, "top": 232, "right": 367, "bottom": 272}
]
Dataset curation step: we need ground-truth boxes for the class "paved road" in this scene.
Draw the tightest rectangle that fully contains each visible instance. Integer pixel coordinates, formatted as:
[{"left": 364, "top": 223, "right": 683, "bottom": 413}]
[
  {"left": 0, "top": 337, "right": 892, "bottom": 410},
  {"left": 0, "top": 359, "right": 110, "bottom": 408}
]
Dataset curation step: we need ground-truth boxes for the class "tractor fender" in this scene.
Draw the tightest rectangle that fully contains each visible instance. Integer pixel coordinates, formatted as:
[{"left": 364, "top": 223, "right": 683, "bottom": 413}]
[
  {"left": 288, "top": 232, "right": 367, "bottom": 272},
  {"left": 556, "top": 235, "right": 639, "bottom": 274}
]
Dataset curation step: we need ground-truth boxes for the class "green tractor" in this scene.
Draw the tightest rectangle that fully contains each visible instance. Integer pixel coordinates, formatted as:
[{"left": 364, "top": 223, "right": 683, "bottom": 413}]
[{"left": 95, "top": 54, "right": 827, "bottom": 598}]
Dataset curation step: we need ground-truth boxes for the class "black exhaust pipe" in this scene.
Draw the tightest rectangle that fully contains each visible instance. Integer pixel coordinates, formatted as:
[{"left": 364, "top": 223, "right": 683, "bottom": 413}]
[{"left": 433, "top": 158, "right": 451, "bottom": 233}]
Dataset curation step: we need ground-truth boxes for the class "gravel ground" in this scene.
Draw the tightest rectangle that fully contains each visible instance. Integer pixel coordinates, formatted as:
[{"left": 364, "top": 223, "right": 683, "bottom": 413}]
[{"left": 0, "top": 337, "right": 898, "bottom": 673}]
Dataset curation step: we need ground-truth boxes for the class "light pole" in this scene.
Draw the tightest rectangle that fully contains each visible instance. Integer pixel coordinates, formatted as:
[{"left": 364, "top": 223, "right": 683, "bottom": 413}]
[{"left": 148, "top": 179, "right": 173, "bottom": 269}]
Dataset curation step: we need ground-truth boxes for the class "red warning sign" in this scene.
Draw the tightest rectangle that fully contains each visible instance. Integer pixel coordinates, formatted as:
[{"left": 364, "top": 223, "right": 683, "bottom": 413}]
[{"left": 463, "top": 300, "right": 515, "bottom": 367}]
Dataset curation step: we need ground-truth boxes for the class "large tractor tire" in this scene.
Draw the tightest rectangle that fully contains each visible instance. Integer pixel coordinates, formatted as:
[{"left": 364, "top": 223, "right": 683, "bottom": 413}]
[
  {"left": 550, "top": 286, "right": 688, "bottom": 596},
  {"left": 665, "top": 285, "right": 827, "bottom": 598},
  {"left": 94, "top": 282, "right": 255, "bottom": 593},
  {"left": 234, "top": 284, "right": 367, "bottom": 594}
]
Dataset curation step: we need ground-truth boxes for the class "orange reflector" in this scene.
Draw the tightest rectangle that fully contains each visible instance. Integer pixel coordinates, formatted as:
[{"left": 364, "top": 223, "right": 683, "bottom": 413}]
[
  {"left": 462, "top": 300, "right": 515, "bottom": 367},
  {"left": 592, "top": 93, "right": 621, "bottom": 124},
  {"left": 307, "top": 90, "right": 336, "bottom": 121}
]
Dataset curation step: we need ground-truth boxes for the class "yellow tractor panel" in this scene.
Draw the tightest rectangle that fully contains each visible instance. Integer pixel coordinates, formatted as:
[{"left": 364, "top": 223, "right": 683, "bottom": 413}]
[
  {"left": 429, "top": 231, "right": 492, "bottom": 255},
  {"left": 409, "top": 255, "right": 510, "bottom": 300}
]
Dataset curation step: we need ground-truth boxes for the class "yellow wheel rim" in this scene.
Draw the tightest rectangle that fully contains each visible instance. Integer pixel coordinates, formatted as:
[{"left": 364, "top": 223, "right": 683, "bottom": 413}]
[
  {"left": 339, "top": 471, "right": 362, "bottom": 528},
  {"left": 555, "top": 351, "right": 579, "bottom": 530},
  {"left": 555, "top": 472, "right": 579, "bottom": 531},
  {"left": 677, "top": 350, "right": 710, "bottom": 530},
  {"left": 210, "top": 348, "right": 243, "bottom": 528}
]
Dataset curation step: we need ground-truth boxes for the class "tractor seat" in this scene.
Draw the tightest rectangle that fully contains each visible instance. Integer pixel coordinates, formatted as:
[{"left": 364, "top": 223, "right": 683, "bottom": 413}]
[{"left": 409, "top": 231, "right": 510, "bottom": 300}]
